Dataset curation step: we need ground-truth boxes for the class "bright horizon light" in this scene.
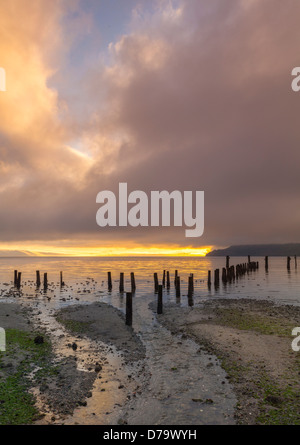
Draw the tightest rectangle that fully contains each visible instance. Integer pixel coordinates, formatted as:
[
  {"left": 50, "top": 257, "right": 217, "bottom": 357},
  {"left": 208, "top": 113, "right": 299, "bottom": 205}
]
[{"left": 0, "top": 244, "right": 213, "bottom": 257}]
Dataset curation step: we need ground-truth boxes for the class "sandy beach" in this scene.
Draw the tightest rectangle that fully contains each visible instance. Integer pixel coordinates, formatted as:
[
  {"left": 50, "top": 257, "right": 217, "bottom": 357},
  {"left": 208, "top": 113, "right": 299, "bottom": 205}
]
[{"left": 0, "top": 296, "right": 300, "bottom": 425}]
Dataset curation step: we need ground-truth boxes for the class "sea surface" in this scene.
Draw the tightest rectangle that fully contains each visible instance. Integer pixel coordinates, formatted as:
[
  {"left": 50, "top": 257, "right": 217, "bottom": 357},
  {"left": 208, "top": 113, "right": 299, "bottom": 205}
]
[{"left": 0, "top": 256, "right": 299, "bottom": 308}]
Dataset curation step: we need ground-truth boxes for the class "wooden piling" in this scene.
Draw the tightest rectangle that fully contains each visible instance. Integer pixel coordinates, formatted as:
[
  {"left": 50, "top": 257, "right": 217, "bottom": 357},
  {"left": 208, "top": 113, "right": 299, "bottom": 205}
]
[
  {"left": 265, "top": 256, "right": 269, "bottom": 270},
  {"left": 188, "top": 276, "right": 193, "bottom": 296},
  {"left": 166, "top": 271, "right": 170, "bottom": 289},
  {"left": 154, "top": 273, "right": 159, "bottom": 293},
  {"left": 226, "top": 256, "right": 230, "bottom": 268},
  {"left": 36, "top": 271, "right": 41, "bottom": 287},
  {"left": 190, "top": 273, "right": 194, "bottom": 291},
  {"left": 174, "top": 270, "right": 178, "bottom": 286},
  {"left": 14, "top": 270, "right": 18, "bottom": 286},
  {"left": 17, "top": 272, "right": 21, "bottom": 289},
  {"left": 119, "top": 273, "right": 124, "bottom": 293},
  {"left": 108, "top": 272, "right": 112, "bottom": 291},
  {"left": 287, "top": 256, "right": 291, "bottom": 270},
  {"left": 208, "top": 270, "right": 212, "bottom": 287},
  {"left": 176, "top": 276, "right": 181, "bottom": 299},
  {"left": 162, "top": 270, "right": 166, "bottom": 287},
  {"left": 214, "top": 269, "right": 220, "bottom": 287},
  {"left": 43, "top": 273, "right": 48, "bottom": 289},
  {"left": 131, "top": 272, "right": 136, "bottom": 292},
  {"left": 126, "top": 292, "right": 133, "bottom": 326},
  {"left": 157, "top": 285, "right": 163, "bottom": 315},
  {"left": 222, "top": 268, "right": 227, "bottom": 283},
  {"left": 60, "top": 271, "right": 64, "bottom": 287}
]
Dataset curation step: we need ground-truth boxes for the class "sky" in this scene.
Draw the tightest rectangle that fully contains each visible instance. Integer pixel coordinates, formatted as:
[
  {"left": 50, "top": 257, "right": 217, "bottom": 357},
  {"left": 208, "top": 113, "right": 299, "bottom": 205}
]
[{"left": 0, "top": 0, "right": 300, "bottom": 256}]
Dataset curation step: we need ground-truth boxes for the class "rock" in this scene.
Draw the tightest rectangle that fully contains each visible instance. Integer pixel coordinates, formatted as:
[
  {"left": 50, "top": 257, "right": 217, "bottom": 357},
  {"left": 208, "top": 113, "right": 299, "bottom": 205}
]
[
  {"left": 72, "top": 342, "right": 78, "bottom": 351},
  {"left": 265, "top": 395, "right": 283, "bottom": 407},
  {"left": 34, "top": 335, "right": 44, "bottom": 345},
  {"left": 95, "top": 365, "right": 102, "bottom": 373},
  {"left": 77, "top": 400, "right": 87, "bottom": 407}
]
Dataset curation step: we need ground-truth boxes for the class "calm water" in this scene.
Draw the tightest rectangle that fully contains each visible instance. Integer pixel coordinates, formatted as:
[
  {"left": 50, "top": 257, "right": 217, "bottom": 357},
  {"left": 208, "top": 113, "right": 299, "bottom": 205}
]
[{"left": 0, "top": 256, "right": 299, "bottom": 308}]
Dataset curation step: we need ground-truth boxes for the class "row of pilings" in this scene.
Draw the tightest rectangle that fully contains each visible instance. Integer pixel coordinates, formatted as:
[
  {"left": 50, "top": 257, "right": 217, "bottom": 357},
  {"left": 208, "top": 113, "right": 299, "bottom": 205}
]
[
  {"left": 13, "top": 269, "right": 65, "bottom": 290},
  {"left": 11, "top": 254, "right": 297, "bottom": 328}
]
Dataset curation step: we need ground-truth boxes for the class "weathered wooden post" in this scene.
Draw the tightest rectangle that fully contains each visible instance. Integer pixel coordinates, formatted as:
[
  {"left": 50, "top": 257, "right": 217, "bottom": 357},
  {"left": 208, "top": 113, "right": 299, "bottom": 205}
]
[
  {"left": 167, "top": 271, "right": 170, "bottom": 289},
  {"left": 287, "top": 256, "right": 291, "bottom": 270},
  {"left": 126, "top": 292, "right": 133, "bottom": 326},
  {"left": 119, "top": 273, "right": 124, "bottom": 293},
  {"left": 43, "top": 273, "right": 48, "bottom": 290},
  {"left": 208, "top": 270, "right": 212, "bottom": 287},
  {"left": 295, "top": 256, "right": 297, "bottom": 268},
  {"left": 60, "top": 271, "right": 64, "bottom": 287},
  {"left": 248, "top": 255, "right": 251, "bottom": 264},
  {"left": 17, "top": 272, "right": 21, "bottom": 289},
  {"left": 131, "top": 272, "right": 136, "bottom": 292},
  {"left": 188, "top": 276, "right": 194, "bottom": 306},
  {"left": 176, "top": 276, "right": 181, "bottom": 299},
  {"left": 14, "top": 270, "right": 18, "bottom": 286},
  {"left": 157, "top": 285, "right": 163, "bottom": 315},
  {"left": 231, "top": 265, "right": 235, "bottom": 281},
  {"left": 188, "top": 275, "right": 193, "bottom": 297},
  {"left": 174, "top": 270, "right": 178, "bottom": 286},
  {"left": 162, "top": 270, "right": 166, "bottom": 287},
  {"left": 222, "top": 268, "right": 227, "bottom": 283},
  {"left": 36, "top": 271, "right": 41, "bottom": 287},
  {"left": 154, "top": 273, "right": 159, "bottom": 293},
  {"left": 214, "top": 269, "right": 220, "bottom": 287},
  {"left": 265, "top": 256, "right": 269, "bottom": 270},
  {"left": 190, "top": 273, "right": 194, "bottom": 291},
  {"left": 226, "top": 256, "right": 230, "bottom": 268},
  {"left": 108, "top": 272, "right": 112, "bottom": 291}
]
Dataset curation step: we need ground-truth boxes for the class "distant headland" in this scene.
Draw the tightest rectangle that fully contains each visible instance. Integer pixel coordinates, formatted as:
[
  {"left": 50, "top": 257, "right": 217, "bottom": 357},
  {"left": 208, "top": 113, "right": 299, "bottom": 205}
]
[{"left": 206, "top": 244, "right": 300, "bottom": 257}]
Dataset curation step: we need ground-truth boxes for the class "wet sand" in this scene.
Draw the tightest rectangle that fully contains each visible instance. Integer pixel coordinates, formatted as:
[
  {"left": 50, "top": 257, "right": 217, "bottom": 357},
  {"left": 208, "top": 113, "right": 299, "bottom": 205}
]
[{"left": 160, "top": 299, "right": 300, "bottom": 424}]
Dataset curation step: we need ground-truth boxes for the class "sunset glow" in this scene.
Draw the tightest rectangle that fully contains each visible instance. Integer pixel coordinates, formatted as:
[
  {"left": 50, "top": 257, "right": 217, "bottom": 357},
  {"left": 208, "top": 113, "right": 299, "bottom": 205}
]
[{"left": 0, "top": 244, "right": 213, "bottom": 258}]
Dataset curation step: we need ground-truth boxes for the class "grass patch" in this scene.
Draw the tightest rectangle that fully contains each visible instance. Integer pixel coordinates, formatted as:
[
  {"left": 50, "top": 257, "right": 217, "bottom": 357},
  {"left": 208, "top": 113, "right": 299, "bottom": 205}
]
[
  {"left": 214, "top": 308, "right": 294, "bottom": 337},
  {"left": 256, "top": 371, "right": 300, "bottom": 425},
  {"left": 0, "top": 329, "right": 53, "bottom": 425},
  {"left": 56, "top": 317, "right": 92, "bottom": 334}
]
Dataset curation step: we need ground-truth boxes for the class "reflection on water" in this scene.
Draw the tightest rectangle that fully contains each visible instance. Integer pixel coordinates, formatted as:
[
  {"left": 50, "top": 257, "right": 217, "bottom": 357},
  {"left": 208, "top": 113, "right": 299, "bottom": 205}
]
[{"left": 0, "top": 256, "right": 299, "bottom": 307}]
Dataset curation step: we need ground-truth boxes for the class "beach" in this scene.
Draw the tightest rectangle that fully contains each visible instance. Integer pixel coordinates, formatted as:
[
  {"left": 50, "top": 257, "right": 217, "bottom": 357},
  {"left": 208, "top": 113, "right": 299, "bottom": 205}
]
[{"left": 1, "top": 293, "right": 299, "bottom": 425}]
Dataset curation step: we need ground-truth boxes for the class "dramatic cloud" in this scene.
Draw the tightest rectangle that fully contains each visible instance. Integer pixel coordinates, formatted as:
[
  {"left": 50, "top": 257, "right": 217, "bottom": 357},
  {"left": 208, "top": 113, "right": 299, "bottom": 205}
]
[{"left": 0, "top": 0, "right": 300, "bottom": 253}]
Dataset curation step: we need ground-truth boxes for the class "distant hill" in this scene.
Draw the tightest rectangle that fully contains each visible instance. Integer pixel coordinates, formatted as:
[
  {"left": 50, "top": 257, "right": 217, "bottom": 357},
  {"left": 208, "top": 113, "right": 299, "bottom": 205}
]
[{"left": 206, "top": 244, "right": 300, "bottom": 257}]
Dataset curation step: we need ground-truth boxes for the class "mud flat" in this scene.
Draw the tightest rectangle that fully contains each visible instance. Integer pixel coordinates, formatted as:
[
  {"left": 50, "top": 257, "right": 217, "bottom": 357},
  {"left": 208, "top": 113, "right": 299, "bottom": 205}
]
[
  {"left": 0, "top": 302, "right": 98, "bottom": 424},
  {"left": 0, "top": 301, "right": 146, "bottom": 425},
  {"left": 160, "top": 298, "right": 300, "bottom": 425},
  {"left": 56, "top": 302, "right": 145, "bottom": 364}
]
